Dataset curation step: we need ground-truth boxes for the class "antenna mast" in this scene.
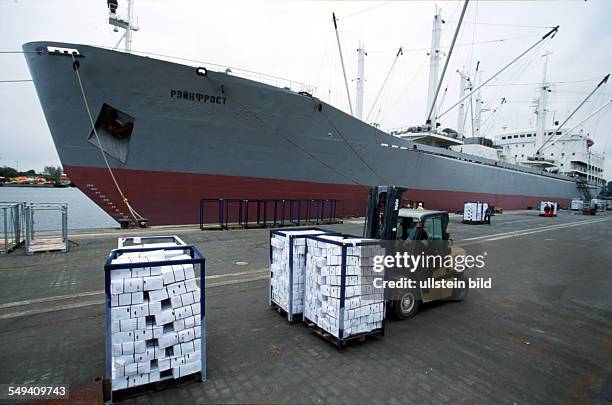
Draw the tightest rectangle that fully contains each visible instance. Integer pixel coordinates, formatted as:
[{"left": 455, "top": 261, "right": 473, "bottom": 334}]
[
  {"left": 426, "top": 0, "right": 470, "bottom": 129},
  {"left": 456, "top": 68, "right": 470, "bottom": 135},
  {"left": 473, "top": 69, "right": 483, "bottom": 137},
  {"left": 355, "top": 43, "right": 366, "bottom": 121},
  {"left": 108, "top": 0, "right": 140, "bottom": 52},
  {"left": 426, "top": 7, "right": 443, "bottom": 126},
  {"left": 534, "top": 51, "right": 552, "bottom": 153}
]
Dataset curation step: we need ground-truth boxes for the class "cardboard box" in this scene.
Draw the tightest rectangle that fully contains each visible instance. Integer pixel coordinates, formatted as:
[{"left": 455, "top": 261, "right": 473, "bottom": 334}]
[
  {"left": 124, "top": 278, "right": 144, "bottom": 293},
  {"left": 119, "top": 318, "right": 137, "bottom": 332},
  {"left": 112, "top": 377, "right": 128, "bottom": 391},
  {"left": 148, "top": 287, "right": 168, "bottom": 302},
  {"left": 143, "top": 275, "right": 164, "bottom": 291},
  {"left": 183, "top": 264, "right": 195, "bottom": 280},
  {"left": 172, "top": 265, "right": 185, "bottom": 282},
  {"left": 112, "top": 331, "right": 135, "bottom": 344},
  {"left": 184, "top": 278, "right": 198, "bottom": 292},
  {"left": 158, "top": 331, "right": 179, "bottom": 349},
  {"left": 155, "top": 309, "right": 175, "bottom": 326},
  {"left": 111, "top": 279, "right": 124, "bottom": 295},
  {"left": 148, "top": 300, "right": 162, "bottom": 315},
  {"left": 167, "top": 281, "right": 187, "bottom": 298},
  {"left": 161, "top": 266, "right": 175, "bottom": 285},
  {"left": 158, "top": 358, "right": 171, "bottom": 371},
  {"left": 179, "top": 359, "right": 201, "bottom": 377},
  {"left": 130, "top": 303, "right": 149, "bottom": 318}
]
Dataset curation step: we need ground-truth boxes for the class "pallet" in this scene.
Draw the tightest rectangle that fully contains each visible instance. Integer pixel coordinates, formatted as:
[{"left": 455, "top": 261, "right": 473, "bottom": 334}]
[
  {"left": 462, "top": 220, "right": 490, "bottom": 225},
  {"left": 303, "top": 317, "right": 384, "bottom": 348},
  {"left": 104, "top": 371, "right": 203, "bottom": 402},
  {"left": 27, "top": 238, "right": 67, "bottom": 254},
  {"left": 0, "top": 240, "right": 23, "bottom": 255},
  {"left": 270, "top": 301, "right": 301, "bottom": 322}
]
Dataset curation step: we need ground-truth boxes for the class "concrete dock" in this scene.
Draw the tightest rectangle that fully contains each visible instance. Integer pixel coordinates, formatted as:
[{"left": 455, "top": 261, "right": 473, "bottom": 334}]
[{"left": 0, "top": 210, "right": 611, "bottom": 403}]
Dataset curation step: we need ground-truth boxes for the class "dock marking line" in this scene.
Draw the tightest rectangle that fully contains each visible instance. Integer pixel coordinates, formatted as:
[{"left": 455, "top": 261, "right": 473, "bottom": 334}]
[
  {"left": 0, "top": 275, "right": 269, "bottom": 320},
  {"left": 461, "top": 217, "right": 608, "bottom": 242},
  {"left": 0, "top": 270, "right": 267, "bottom": 310}
]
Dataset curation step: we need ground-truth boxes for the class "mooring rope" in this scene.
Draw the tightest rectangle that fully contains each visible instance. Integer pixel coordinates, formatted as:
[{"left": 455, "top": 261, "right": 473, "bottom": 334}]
[{"left": 71, "top": 54, "right": 145, "bottom": 224}]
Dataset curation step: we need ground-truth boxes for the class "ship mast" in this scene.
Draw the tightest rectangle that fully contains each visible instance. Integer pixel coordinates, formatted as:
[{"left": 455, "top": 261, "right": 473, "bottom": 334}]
[
  {"left": 456, "top": 68, "right": 470, "bottom": 135},
  {"left": 473, "top": 69, "right": 483, "bottom": 137},
  {"left": 426, "top": 8, "right": 443, "bottom": 127},
  {"left": 534, "top": 52, "right": 552, "bottom": 154},
  {"left": 355, "top": 43, "right": 366, "bottom": 121},
  {"left": 108, "top": 0, "right": 139, "bottom": 53}
]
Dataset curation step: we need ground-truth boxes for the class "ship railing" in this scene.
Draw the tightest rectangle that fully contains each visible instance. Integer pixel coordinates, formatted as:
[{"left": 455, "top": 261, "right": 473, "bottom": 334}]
[
  {"left": 100, "top": 47, "right": 317, "bottom": 95},
  {"left": 199, "top": 198, "right": 344, "bottom": 231}
]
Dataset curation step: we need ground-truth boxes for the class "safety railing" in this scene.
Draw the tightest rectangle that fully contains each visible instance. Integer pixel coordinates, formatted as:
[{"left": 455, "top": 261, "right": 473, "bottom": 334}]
[{"left": 199, "top": 198, "right": 344, "bottom": 231}]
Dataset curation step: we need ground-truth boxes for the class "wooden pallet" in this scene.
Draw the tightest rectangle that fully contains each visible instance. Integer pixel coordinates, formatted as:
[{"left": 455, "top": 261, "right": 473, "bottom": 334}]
[
  {"left": 104, "top": 372, "right": 203, "bottom": 401},
  {"left": 0, "top": 240, "right": 22, "bottom": 255},
  {"left": 303, "top": 317, "right": 384, "bottom": 348},
  {"left": 27, "top": 238, "right": 67, "bottom": 254}
]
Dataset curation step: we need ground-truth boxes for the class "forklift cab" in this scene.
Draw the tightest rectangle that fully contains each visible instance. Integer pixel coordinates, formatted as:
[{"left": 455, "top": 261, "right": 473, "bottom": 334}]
[
  {"left": 364, "top": 186, "right": 449, "bottom": 242},
  {"left": 363, "top": 186, "right": 466, "bottom": 320},
  {"left": 395, "top": 209, "right": 450, "bottom": 241}
]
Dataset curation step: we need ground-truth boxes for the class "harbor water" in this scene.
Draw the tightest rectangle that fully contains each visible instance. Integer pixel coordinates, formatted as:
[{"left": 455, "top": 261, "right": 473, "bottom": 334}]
[{"left": 0, "top": 187, "right": 118, "bottom": 230}]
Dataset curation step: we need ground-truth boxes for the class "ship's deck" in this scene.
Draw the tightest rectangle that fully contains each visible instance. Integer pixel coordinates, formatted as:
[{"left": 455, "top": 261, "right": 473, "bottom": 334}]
[{"left": 0, "top": 210, "right": 611, "bottom": 403}]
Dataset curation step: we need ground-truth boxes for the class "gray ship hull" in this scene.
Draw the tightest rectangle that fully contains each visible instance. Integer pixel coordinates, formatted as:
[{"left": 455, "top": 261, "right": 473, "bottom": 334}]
[{"left": 23, "top": 41, "right": 590, "bottom": 225}]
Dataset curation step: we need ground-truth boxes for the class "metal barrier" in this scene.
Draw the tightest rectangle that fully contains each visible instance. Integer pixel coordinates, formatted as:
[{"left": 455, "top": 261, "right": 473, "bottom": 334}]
[
  {"left": 24, "top": 203, "right": 68, "bottom": 255},
  {"left": 200, "top": 198, "right": 343, "bottom": 231},
  {"left": 1, "top": 202, "right": 25, "bottom": 255}
]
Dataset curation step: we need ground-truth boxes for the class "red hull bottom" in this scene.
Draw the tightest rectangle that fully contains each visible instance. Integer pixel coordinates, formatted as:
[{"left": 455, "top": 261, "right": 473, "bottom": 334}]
[{"left": 65, "top": 165, "right": 571, "bottom": 226}]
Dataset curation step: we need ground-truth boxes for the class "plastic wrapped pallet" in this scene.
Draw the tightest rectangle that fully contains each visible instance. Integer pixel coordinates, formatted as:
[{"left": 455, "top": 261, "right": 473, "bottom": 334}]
[
  {"left": 463, "top": 202, "right": 488, "bottom": 223},
  {"left": 105, "top": 242, "right": 205, "bottom": 396},
  {"left": 269, "top": 228, "right": 335, "bottom": 321},
  {"left": 303, "top": 234, "right": 385, "bottom": 345}
]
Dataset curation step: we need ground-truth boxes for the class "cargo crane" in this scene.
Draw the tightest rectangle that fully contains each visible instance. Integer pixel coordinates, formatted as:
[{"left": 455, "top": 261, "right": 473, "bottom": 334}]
[{"left": 363, "top": 186, "right": 468, "bottom": 319}]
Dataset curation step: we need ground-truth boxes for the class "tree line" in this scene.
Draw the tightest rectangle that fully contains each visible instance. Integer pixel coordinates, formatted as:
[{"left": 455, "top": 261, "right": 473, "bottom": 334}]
[{"left": 0, "top": 165, "right": 63, "bottom": 181}]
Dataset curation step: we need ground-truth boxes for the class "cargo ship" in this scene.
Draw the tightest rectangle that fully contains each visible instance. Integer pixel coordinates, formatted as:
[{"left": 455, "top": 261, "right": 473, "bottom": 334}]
[{"left": 22, "top": 4, "right": 603, "bottom": 226}]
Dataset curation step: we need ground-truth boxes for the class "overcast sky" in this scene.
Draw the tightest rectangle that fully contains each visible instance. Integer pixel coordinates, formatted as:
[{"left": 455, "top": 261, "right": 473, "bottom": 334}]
[{"left": 1, "top": 0, "right": 611, "bottom": 178}]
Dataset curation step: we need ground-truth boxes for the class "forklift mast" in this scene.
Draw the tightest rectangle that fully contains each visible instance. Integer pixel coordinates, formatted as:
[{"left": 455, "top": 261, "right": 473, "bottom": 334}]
[{"left": 364, "top": 186, "right": 407, "bottom": 239}]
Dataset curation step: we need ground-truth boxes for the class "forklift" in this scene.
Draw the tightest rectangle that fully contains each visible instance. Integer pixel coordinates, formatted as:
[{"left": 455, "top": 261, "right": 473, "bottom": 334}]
[{"left": 363, "top": 186, "right": 468, "bottom": 319}]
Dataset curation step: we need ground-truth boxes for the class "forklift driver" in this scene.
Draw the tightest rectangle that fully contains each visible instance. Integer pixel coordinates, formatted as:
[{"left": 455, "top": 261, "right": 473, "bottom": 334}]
[
  {"left": 397, "top": 217, "right": 416, "bottom": 240},
  {"left": 409, "top": 222, "right": 428, "bottom": 240}
]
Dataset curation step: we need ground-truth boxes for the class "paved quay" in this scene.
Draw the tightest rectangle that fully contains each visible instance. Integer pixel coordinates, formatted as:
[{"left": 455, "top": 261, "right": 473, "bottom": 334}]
[{"left": 0, "top": 210, "right": 611, "bottom": 404}]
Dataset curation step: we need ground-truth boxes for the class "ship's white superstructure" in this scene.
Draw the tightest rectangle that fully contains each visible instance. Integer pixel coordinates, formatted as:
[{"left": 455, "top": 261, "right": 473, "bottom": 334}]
[{"left": 495, "top": 129, "right": 605, "bottom": 187}]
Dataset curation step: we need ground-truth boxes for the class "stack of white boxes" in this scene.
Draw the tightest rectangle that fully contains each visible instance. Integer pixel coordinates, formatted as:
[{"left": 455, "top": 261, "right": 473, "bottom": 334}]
[
  {"left": 303, "top": 235, "right": 385, "bottom": 339},
  {"left": 109, "top": 248, "right": 202, "bottom": 391},
  {"left": 463, "top": 202, "right": 488, "bottom": 222},
  {"left": 270, "top": 230, "right": 329, "bottom": 317}
]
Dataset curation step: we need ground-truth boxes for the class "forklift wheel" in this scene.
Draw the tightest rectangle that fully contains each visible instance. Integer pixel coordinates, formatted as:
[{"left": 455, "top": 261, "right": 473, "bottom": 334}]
[{"left": 394, "top": 290, "right": 420, "bottom": 320}]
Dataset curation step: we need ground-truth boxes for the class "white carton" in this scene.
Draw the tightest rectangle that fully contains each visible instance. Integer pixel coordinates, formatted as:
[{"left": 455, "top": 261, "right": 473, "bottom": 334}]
[
  {"left": 148, "top": 288, "right": 168, "bottom": 302},
  {"left": 143, "top": 275, "right": 164, "bottom": 291}
]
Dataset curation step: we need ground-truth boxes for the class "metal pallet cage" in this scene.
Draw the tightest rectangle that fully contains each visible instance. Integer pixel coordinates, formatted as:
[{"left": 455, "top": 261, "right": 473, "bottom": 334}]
[
  {"left": 303, "top": 233, "right": 386, "bottom": 348},
  {"left": 1, "top": 202, "right": 25, "bottom": 255},
  {"left": 269, "top": 227, "right": 338, "bottom": 322},
  {"left": 24, "top": 203, "right": 68, "bottom": 255},
  {"left": 103, "top": 244, "right": 206, "bottom": 402}
]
